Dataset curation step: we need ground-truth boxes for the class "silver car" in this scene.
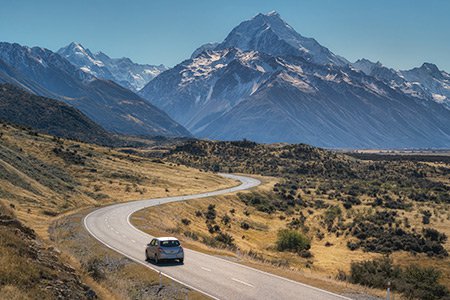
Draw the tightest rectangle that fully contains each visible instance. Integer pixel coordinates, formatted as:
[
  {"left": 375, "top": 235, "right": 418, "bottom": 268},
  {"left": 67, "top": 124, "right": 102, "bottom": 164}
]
[{"left": 145, "top": 237, "right": 184, "bottom": 264}]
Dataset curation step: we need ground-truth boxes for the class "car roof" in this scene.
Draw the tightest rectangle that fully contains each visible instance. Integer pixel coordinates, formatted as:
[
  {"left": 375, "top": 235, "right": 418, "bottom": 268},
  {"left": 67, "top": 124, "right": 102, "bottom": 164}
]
[{"left": 155, "top": 237, "right": 179, "bottom": 241}]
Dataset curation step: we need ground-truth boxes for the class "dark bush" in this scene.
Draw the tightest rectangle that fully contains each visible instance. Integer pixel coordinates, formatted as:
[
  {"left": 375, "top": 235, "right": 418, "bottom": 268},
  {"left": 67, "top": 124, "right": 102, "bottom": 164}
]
[
  {"left": 349, "top": 256, "right": 400, "bottom": 289},
  {"left": 398, "top": 265, "right": 449, "bottom": 300},
  {"left": 85, "top": 258, "right": 105, "bottom": 281},
  {"left": 240, "top": 221, "right": 250, "bottom": 230},
  {"left": 336, "top": 269, "right": 348, "bottom": 281},
  {"left": 221, "top": 214, "right": 231, "bottom": 225},
  {"left": 423, "top": 228, "right": 447, "bottom": 243},
  {"left": 215, "top": 232, "right": 235, "bottom": 248},
  {"left": 422, "top": 210, "right": 432, "bottom": 225},
  {"left": 347, "top": 241, "right": 359, "bottom": 251},
  {"left": 181, "top": 218, "right": 191, "bottom": 226},
  {"left": 299, "top": 250, "right": 313, "bottom": 258},
  {"left": 348, "top": 211, "right": 448, "bottom": 257},
  {"left": 204, "top": 204, "right": 216, "bottom": 221}
]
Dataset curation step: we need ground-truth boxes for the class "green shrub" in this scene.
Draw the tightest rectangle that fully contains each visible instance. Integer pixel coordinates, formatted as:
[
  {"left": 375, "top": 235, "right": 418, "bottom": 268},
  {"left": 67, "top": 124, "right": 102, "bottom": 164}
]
[
  {"left": 214, "top": 232, "right": 235, "bottom": 248},
  {"left": 398, "top": 265, "right": 449, "bottom": 300},
  {"left": 324, "top": 205, "right": 342, "bottom": 231},
  {"left": 349, "top": 256, "right": 400, "bottom": 288},
  {"left": 276, "top": 229, "right": 310, "bottom": 253},
  {"left": 204, "top": 204, "right": 217, "bottom": 221},
  {"left": 221, "top": 214, "right": 231, "bottom": 225},
  {"left": 349, "top": 257, "right": 450, "bottom": 300}
]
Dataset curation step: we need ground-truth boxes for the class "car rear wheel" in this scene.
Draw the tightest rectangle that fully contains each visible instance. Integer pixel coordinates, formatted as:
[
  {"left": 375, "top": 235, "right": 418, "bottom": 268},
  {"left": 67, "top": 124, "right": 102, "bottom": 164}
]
[
  {"left": 145, "top": 250, "right": 149, "bottom": 261},
  {"left": 179, "top": 258, "right": 184, "bottom": 264}
]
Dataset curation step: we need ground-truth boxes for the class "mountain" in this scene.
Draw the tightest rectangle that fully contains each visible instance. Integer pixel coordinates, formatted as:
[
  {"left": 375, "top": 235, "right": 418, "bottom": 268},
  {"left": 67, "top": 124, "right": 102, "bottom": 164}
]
[
  {"left": 216, "top": 11, "right": 348, "bottom": 66},
  {"left": 191, "top": 42, "right": 219, "bottom": 59},
  {"left": 0, "top": 42, "right": 190, "bottom": 137},
  {"left": 0, "top": 83, "right": 115, "bottom": 145},
  {"left": 58, "top": 42, "right": 166, "bottom": 91},
  {"left": 351, "top": 59, "right": 450, "bottom": 108},
  {"left": 401, "top": 63, "right": 450, "bottom": 107},
  {"left": 139, "top": 12, "right": 450, "bottom": 148}
]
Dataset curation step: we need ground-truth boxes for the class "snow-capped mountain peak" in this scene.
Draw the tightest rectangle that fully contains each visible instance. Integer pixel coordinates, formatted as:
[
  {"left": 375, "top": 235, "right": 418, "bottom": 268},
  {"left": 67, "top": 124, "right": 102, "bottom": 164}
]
[
  {"left": 351, "top": 58, "right": 383, "bottom": 75},
  {"left": 57, "top": 43, "right": 167, "bottom": 91},
  {"left": 216, "top": 11, "right": 348, "bottom": 66},
  {"left": 400, "top": 63, "right": 450, "bottom": 106},
  {"left": 58, "top": 42, "right": 103, "bottom": 66}
]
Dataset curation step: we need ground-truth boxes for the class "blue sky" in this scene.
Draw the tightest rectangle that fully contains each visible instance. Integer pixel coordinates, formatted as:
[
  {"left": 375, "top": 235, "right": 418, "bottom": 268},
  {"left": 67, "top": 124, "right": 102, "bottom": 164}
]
[{"left": 1, "top": 0, "right": 449, "bottom": 70}]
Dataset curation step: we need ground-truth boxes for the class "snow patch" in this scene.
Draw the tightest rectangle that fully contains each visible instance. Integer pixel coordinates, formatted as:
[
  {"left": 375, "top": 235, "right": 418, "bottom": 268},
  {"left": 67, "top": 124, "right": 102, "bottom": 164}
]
[
  {"left": 432, "top": 93, "right": 447, "bottom": 102},
  {"left": 278, "top": 72, "right": 313, "bottom": 92}
]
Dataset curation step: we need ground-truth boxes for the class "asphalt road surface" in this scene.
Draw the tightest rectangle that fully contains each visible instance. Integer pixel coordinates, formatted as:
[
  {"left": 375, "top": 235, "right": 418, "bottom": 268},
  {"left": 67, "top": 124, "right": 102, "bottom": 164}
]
[{"left": 84, "top": 174, "right": 351, "bottom": 300}]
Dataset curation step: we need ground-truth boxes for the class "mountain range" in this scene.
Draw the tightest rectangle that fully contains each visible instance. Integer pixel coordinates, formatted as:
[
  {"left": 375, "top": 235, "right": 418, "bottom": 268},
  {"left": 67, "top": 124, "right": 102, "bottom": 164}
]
[
  {"left": 0, "top": 42, "right": 189, "bottom": 138},
  {"left": 139, "top": 12, "right": 450, "bottom": 148},
  {"left": 0, "top": 11, "right": 449, "bottom": 148},
  {"left": 57, "top": 42, "right": 167, "bottom": 92},
  {"left": 351, "top": 59, "right": 450, "bottom": 108}
]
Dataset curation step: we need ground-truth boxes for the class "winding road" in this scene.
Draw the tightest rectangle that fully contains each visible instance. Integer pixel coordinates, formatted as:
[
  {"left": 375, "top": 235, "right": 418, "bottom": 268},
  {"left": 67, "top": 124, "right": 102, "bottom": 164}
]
[{"left": 84, "top": 174, "right": 350, "bottom": 300}]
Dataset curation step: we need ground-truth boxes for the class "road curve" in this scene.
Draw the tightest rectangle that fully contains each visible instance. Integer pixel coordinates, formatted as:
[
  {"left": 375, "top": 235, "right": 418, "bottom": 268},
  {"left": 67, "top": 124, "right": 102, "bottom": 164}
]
[{"left": 84, "top": 174, "right": 350, "bottom": 300}]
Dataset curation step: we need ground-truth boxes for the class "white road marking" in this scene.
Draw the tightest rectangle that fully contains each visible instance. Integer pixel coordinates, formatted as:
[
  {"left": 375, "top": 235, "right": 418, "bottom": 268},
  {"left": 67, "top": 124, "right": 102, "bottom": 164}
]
[
  {"left": 201, "top": 266, "right": 211, "bottom": 272},
  {"left": 131, "top": 239, "right": 136, "bottom": 243},
  {"left": 231, "top": 277, "right": 254, "bottom": 288}
]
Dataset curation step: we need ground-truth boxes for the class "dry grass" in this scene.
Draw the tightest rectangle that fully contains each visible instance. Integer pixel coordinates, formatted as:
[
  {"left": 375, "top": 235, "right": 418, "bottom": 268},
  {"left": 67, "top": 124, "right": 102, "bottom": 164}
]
[
  {"left": 0, "top": 201, "right": 91, "bottom": 299},
  {"left": 0, "top": 123, "right": 237, "bottom": 238}
]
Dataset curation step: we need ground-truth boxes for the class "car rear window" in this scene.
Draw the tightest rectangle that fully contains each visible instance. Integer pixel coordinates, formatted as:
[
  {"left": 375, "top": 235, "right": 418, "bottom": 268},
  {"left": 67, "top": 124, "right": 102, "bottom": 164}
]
[{"left": 160, "top": 240, "right": 180, "bottom": 247}]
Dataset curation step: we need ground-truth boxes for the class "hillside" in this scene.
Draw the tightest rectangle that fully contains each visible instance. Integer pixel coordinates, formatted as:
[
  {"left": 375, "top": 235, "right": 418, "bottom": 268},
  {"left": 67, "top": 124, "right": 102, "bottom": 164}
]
[
  {"left": 0, "top": 122, "right": 234, "bottom": 233},
  {"left": 0, "top": 122, "right": 235, "bottom": 298},
  {"left": 0, "top": 84, "right": 115, "bottom": 145},
  {"left": 0, "top": 202, "right": 95, "bottom": 299}
]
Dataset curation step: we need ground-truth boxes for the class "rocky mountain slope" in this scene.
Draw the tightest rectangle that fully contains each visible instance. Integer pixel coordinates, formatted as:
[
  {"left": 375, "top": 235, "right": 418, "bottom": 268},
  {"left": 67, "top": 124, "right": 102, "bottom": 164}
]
[
  {"left": 58, "top": 42, "right": 166, "bottom": 91},
  {"left": 0, "top": 42, "right": 189, "bottom": 137},
  {"left": 139, "top": 12, "right": 450, "bottom": 148},
  {"left": 352, "top": 59, "right": 450, "bottom": 108}
]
